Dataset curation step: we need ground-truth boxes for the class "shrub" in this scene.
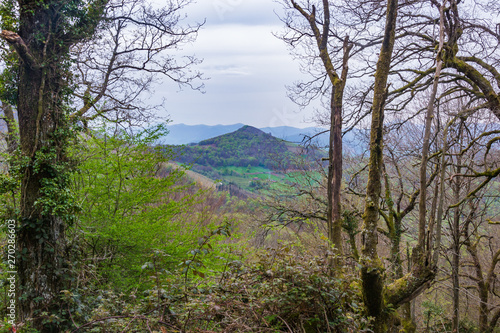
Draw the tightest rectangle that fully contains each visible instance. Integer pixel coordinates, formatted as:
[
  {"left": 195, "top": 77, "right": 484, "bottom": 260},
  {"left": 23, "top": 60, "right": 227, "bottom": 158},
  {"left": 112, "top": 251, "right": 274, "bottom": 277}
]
[{"left": 178, "top": 244, "right": 371, "bottom": 332}]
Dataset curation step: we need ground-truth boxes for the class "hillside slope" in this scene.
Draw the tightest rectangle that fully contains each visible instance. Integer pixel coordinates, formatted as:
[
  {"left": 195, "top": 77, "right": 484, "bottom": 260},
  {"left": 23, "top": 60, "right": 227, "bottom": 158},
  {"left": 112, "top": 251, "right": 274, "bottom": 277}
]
[{"left": 172, "top": 125, "right": 294, "bottom": 169}]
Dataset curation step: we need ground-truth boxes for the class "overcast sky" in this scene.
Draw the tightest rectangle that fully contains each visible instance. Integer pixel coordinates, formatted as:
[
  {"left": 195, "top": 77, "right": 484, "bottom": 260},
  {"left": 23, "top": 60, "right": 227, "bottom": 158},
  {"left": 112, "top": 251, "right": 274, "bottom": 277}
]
[{"left": 156, "top": 0, "right": 317, "bottom": 128}]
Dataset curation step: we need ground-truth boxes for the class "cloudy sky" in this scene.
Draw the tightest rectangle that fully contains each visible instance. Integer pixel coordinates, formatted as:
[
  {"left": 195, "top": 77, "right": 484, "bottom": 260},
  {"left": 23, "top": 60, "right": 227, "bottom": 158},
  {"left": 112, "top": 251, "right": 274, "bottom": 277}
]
[{"left": 156, "top": 0, "right": 317, "bottom": 128}]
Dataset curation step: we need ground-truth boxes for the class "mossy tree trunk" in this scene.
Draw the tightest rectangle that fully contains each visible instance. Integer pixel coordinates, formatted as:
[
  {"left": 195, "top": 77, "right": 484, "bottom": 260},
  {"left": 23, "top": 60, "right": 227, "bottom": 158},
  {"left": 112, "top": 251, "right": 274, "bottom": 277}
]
[
  {"left": 5, "top": 25, "right": 71, "bottom": 330},
  {"left": 381, "top": 160, "right": 421, "bottom": 332},
  {"left": 360, "top": 1, "right": 453, "bottom": 329},
  {"left": 360, "top": 0, "right": 398, "bottom": 330}
]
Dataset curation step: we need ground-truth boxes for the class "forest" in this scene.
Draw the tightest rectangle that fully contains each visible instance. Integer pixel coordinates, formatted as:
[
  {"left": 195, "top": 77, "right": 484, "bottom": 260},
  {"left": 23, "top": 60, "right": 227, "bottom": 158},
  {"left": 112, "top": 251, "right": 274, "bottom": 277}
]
[{"left": 0, "top": 0, "right": 499, "bottom": 332}]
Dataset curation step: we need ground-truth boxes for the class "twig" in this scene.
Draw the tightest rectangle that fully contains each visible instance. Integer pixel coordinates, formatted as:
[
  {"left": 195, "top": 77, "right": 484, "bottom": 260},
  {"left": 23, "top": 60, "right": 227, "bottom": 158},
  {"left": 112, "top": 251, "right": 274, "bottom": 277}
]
[{"left": 276, "top": 314, "right": 293, "bottom": 333}]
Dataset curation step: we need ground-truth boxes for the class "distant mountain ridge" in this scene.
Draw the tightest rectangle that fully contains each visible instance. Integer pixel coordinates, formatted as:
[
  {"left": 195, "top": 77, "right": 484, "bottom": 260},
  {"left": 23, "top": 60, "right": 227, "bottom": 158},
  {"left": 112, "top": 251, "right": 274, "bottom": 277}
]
[
  {"left": 167, "top": 125, "right": 327, "bottom": 192},
  {"left": 161, "top": 123, "right": 245, "bottom": 145},
  {"left": 163, "top": 123, "right": 366, "bottom": 153},
  {"left": 162, "top": 123, "right": 330, "bottom": 146}
]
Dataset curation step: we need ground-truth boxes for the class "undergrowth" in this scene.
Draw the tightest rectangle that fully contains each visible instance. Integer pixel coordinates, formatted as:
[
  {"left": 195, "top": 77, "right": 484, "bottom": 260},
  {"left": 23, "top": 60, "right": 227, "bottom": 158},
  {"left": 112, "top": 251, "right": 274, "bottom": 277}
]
[{"left": 47, "top": 244, "right": 370, "bottom": 333}]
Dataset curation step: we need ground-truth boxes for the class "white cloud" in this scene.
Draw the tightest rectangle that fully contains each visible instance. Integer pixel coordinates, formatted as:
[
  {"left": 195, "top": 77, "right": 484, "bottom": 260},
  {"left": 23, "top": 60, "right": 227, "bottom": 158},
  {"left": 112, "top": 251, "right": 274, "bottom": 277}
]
[
  {"left": 188, "top": 24, "right": 287, "bottom": 56},
  {"left": 187, "top": 0, "right": 283, "bottom": 26},
  {"left": 152, "top": 1, "right": 321, "bottom": 128},
  {"left": 214, "top": 66, "right": 252, "bottom": 76}
]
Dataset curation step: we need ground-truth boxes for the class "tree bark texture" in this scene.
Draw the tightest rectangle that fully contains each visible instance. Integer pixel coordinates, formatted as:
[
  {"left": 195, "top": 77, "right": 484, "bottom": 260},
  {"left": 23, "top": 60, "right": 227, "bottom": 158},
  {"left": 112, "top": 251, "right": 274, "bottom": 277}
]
[
  {"left": 12, "top": 9, "right": 69, "bottom": 327},
  {"left": 1, "top": 1, "right": 103, "bottom": 330},
  {"left": 327, "top": 85, "right": 344, "bottom": 258},
  {"left": 360, "top": 0, "right": 398, "bottom": 330}
]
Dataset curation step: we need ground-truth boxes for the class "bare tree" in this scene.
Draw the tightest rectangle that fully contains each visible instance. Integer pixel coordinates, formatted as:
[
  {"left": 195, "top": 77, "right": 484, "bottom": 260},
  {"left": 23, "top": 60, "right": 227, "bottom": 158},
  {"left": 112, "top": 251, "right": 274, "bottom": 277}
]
[
  {"left": 71, "top": 0, "right": 203, "bottom": 126},
  {"left": 278, "top": 0, "right": 355, "bottom": 260},
  {"left": 463, "top": 209, "right": 500, "bottom": 333}
]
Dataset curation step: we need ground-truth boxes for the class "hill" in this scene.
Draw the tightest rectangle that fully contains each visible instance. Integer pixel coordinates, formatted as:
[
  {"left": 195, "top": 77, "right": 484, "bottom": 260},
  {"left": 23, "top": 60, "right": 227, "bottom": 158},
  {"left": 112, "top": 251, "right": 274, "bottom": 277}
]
[
  {"left": 166, "top": 125, "right": 324, "bottom": 194},
  {"left": 162, "top": 123, "right": 367, "bottom": 153},
  {"left": 163, "top": 123, "right": 324, "bottom": 145},
  {"left": 172, "top": 125, "right": 297, "bottom": 169}
]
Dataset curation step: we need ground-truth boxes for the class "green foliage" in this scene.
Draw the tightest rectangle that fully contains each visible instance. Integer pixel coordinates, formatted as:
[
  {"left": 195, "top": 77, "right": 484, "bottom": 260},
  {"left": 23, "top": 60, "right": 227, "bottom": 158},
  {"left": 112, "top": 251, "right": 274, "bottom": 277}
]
[
  {"left": 422, "top": 300, "right": 445, "bottom": 331},
  {"left": 178, "top": 220, "right": 232, "bottom": 282},
  {"left": 0, "top": 0, "right": 19, "bottom": 105},
  {"left": 70, "top": 123, "right": 237, "bottom": 293},
  {"left": 71, "top": 124, "right": 185, "bottom": 289},
  {"left": 0, "top": 0, "right": 18, "bottom": 32},
  {"left": 0, "top": 122, "right": 80, "bottom": 227},
  {"left": 0, "top": 174, "right": 16, "bottom": 196},
  {"left": 0, "top": 148, "right": 22, "bottom": 219},
  {"left": 0, "top": 64, "right": 18, "bottom": 106},
  {"left": 57, "top": 241, "right": 371, "bottom": 332},
  {"left": 249, "top": 178, "right": 270, "bottom": 190},
  {"left": 421, "top": 300, "right": 480, "bottom": 333},
  {"left": 56, "top": 218, "right": 237, "bottom": 332}
]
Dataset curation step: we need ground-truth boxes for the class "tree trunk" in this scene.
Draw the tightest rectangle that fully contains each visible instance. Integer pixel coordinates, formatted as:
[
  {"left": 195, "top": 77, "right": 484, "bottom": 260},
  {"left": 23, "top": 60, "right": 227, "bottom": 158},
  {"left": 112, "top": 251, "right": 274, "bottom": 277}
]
[
  {"left": 451, "top": 202, "right": 461, "bottom": 332},
  {"left": 327, "top": 85, "right": 344, "bottom": 261},
  {"left": 466, "top": 240, "right": 490, "bottom": 332},
  {"left": 1, "top": 2, "right": 82, "bottom": 330},
  {"left": 418, "top": 0, "right": 447, "bottom": 251},
  {"left": 360, "top": 0, "right": 398, "bottom": 331},
  {"left": 17, "top": 41, "right": 70, "bottom": 333},
  {"left": 451, "top": 176, "right": 461, "bottom": 332},
  {"left": 450, "top": 120, "right": 464, "bottom": 333},
  {"left": 289, "top": 0, "right": 351, "bottom": 263},
  {"left": 470, "top": 245, "right": 489, "bottom": 331}
]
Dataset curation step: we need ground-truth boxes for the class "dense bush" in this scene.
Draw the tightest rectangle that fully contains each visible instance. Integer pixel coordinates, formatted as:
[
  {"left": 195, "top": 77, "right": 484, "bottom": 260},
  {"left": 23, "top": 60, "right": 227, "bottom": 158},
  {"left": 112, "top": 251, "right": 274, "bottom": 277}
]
[
  {"left": 50, "top": 243, "right": 370, "bottom": 333},
  {"left": 175, "top": 245, "right": 371, "bottom": 332}
]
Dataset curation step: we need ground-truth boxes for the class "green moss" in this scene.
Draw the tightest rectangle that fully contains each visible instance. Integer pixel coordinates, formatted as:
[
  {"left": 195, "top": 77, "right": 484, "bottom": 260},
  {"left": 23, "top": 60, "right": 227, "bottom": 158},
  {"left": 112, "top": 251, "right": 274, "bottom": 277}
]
[{"left": 401, "top": 317, "right": 417, "bottom": 333}]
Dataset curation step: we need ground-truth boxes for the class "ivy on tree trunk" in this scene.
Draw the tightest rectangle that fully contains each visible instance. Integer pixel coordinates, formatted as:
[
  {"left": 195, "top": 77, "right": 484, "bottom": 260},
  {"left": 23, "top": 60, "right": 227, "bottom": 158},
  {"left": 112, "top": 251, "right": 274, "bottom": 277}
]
[{"left": 1, "top": 1, "right": 104, "bottom": 330}]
